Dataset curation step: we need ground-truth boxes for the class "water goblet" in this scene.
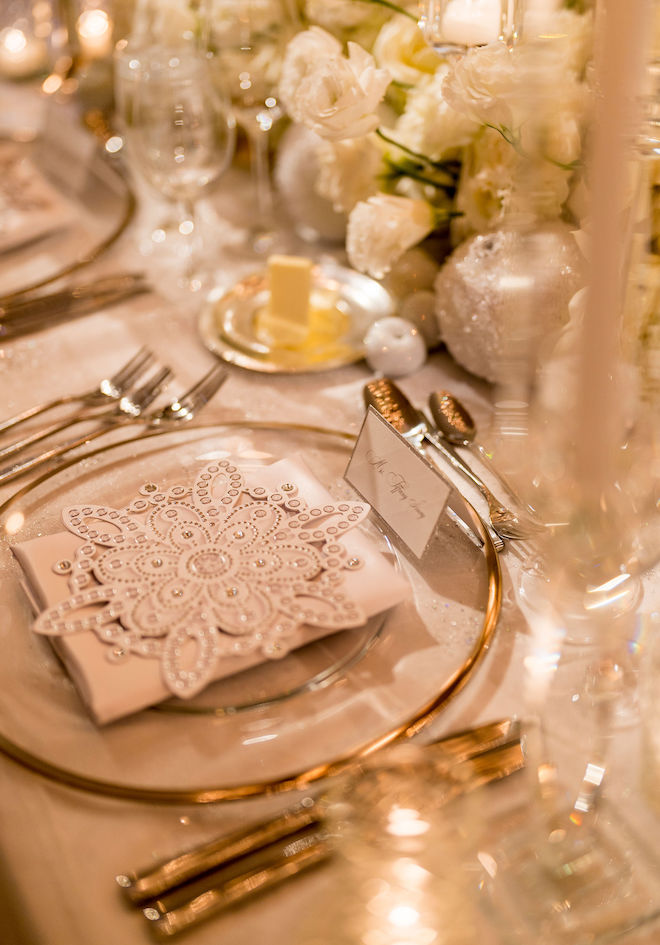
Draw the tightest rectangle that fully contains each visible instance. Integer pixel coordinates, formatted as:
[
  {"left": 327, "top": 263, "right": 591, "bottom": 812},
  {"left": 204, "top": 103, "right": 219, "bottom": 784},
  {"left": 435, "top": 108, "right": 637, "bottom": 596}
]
[
  {"left": 126, "top": 45, "right": 236, "bottom": 292},
  {"left": 202, "top": 0, "right": 298, "bottom": 254}
]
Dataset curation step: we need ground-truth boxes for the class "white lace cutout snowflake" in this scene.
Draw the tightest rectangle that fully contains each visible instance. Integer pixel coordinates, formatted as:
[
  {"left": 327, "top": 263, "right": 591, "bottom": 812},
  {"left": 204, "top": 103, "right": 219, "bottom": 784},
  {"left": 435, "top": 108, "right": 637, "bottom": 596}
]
[{"left": 34, "top": 460, "right": 370, "bottom": 698}]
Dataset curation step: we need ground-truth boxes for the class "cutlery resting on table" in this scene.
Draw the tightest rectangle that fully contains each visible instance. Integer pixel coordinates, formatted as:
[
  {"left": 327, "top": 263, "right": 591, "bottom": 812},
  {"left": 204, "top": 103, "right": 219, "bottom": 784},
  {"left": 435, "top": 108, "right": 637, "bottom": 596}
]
[
  {"left": 0, "top": 272, "right": 150, "bottom": 340},
  {"left": 118, "top": 719, "right": 524, "bottom": 937}
]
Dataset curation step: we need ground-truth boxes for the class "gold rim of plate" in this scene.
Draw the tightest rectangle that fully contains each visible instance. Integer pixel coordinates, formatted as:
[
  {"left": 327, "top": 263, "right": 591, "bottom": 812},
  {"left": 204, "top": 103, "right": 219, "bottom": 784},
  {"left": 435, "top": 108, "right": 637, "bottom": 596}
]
[
  {"left": 198, "top": 263, "right": 394, "bottom": 374},
  {"left": 0, "top": 136, "right": 136, "bottom": 303},
  {"left": 0, "top": 422, "right": 502, "bottom": 805}
]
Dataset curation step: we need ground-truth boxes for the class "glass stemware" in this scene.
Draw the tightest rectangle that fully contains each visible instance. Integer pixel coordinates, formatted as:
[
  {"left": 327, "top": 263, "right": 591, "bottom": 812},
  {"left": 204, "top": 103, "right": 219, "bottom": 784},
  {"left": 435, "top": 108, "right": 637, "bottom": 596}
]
[
  {"left": 124, "top": 45, "right": 236, "bottom": 293},
  {"left": 202, "top": 0, "right": 298, "bottom": 254},
  {"left": 419, "top": 0, "right": 525, "bottom": 56}
]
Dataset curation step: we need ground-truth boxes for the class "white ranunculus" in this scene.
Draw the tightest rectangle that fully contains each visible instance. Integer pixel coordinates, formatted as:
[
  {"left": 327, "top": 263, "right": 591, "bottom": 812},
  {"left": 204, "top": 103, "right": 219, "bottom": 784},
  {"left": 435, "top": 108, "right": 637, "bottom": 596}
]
[
  {"left": 316, "top": 137, "right": 382, "bottom": 213},
  {"left": 372, "top": 14, "right": 442, "bottom": 85},
  {"left": 394, "top": 66, "right": 480, "bottom": 161},
  {"left": 346, "top": 194, "right": 435, "bottom": 279},
  {"left": 279, "top": 28, "right": 391, "bottom": 140}
]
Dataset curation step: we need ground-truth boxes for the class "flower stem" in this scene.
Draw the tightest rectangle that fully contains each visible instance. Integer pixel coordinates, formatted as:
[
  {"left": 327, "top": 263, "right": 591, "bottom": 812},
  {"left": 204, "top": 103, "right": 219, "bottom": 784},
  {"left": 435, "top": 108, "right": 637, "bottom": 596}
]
[
  {"left": 382, "top": 161, "right": 456, "bottom": 193},
  {"left": 375, "top": 128, "right": 459, "bottom": 181},
  {"left": 483, "top": 122, "right": 582, "bottom": 171}
]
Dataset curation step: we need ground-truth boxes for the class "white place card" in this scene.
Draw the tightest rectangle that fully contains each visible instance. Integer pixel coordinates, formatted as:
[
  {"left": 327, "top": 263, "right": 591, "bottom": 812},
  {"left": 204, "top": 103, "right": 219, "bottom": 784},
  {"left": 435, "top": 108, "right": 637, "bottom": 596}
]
[{"left": 345, "top": 406, "right": 451, "bottom": 558}]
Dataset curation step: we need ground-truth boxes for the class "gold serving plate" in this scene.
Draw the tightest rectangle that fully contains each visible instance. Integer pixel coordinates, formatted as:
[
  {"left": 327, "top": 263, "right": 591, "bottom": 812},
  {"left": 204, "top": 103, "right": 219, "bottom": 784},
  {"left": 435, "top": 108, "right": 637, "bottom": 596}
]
[{"left": 199, "top": 261, "right": 394, "bottom": 373}]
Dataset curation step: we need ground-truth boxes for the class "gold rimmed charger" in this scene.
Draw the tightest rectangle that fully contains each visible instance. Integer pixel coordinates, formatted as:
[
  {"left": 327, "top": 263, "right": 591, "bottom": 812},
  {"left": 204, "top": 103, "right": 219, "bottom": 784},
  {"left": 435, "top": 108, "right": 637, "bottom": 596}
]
[
  {"left": 0, "top": 134, "right": 135, "bottom": 301},
  {"left": 0, "top": 422, "right": 501, "bottom": 804}
]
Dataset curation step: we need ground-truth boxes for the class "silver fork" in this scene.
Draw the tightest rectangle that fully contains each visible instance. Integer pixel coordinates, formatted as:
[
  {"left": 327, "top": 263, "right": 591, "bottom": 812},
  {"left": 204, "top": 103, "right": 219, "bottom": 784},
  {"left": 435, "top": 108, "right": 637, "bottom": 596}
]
[
  {"left": 0, "top": 364, "right": 227, "bottom": 486},
  {"left": 0, "top": 346, "right": 154, "bottom": 436}
]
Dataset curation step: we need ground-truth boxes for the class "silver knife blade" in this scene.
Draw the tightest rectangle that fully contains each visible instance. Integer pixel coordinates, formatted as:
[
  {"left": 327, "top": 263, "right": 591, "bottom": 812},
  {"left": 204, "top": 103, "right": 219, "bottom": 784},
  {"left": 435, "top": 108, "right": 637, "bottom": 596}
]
[{"left": 0, "top": 272, "right": 150, "bottom": 338}]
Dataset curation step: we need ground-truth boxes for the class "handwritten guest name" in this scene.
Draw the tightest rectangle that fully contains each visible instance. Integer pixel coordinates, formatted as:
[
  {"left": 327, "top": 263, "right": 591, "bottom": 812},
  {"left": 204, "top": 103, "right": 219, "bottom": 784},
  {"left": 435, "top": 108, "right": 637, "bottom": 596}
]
[{"left": 366, "top": 449, "right": 426, "bottom": 519}]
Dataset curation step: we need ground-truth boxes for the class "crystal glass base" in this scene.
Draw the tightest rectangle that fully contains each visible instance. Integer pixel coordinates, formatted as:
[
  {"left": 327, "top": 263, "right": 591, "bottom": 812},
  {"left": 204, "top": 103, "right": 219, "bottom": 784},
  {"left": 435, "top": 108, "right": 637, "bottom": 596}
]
[{"left": 478, "top": 797, "right": 660, "bottom": 944}]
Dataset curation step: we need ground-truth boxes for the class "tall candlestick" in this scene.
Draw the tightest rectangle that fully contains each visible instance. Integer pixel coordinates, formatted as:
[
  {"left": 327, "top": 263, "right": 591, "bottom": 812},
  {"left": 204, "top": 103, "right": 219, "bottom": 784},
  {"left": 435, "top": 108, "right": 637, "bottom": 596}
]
[{"left": 574, "top": 0, "right": 651, "bottom": 497}]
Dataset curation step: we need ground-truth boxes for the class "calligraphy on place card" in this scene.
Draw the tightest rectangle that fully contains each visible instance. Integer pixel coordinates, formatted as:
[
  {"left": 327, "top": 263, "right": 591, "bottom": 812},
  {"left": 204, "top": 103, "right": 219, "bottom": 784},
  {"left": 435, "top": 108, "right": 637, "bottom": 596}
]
[{"left": 345, "top": 406, "right": 450, "bottom": 558}]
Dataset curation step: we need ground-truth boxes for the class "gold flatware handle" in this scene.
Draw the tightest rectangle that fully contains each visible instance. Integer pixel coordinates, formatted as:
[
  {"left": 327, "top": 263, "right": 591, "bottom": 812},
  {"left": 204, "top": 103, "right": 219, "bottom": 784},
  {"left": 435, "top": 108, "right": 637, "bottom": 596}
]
[
  {"left": 119, "top": 719, "right": 521, "bottom": 906},
  {"left": 118, "top": 802, "right": 322, "bottom": 905},
  {"left": 143, "top": 837, "right": 331, "bottom": 938},
  {"left": 137, "top": 738, "right": 524, "bottom": 937}
]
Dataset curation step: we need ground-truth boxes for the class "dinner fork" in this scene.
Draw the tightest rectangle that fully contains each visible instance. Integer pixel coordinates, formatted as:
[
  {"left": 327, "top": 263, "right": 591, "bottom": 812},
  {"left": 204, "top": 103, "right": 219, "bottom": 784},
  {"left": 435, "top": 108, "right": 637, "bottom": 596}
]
[
  {"left": 0, "top": 364, "right": 227, "bottom": 485},
  {"left": 0, "top": 346, "right": 155, "bottom": 436}
]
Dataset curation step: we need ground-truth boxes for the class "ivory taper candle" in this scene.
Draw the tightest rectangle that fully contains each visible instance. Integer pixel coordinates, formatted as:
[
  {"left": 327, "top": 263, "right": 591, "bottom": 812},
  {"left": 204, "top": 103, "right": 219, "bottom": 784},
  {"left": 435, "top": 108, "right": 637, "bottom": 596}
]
[{"left": 575, "top": 0, "right": 650, "bottom": 496}]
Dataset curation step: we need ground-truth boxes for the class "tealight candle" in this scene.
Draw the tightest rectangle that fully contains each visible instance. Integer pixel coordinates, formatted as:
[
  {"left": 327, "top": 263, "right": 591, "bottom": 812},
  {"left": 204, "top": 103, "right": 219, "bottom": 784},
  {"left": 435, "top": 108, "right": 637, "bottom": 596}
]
[
  {"left": 77, "top": 8, "right": 113, "bottom": 59},
  {"left": 0, "top": 25, "right": 48, "bottom": 79},
  {"left": 441, "top": 0, "right": 501, "bottom": 47}
]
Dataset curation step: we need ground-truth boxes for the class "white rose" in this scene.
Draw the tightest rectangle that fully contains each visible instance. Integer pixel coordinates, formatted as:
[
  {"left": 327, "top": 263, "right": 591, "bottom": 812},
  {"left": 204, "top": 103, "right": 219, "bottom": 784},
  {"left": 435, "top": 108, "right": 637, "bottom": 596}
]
[
  {"left": 280, "top": 29, "right": 391, "bottom": 140},
  {"left": 372, "top": 15, "right": 442, "bottom": 85},
  {"left": 279, "top": 26, "right": 342, "bottom": 107},
  {"left": 453, "top": 127, "right": 570, "bottom": 239},
  {"left": 346, "top": 194, "right": 435, "bottom": 278},
  {"left": 316, "top": 137, "right": 382, "bottom": 213},
  {"left": 394, "top": 66, "right": 480, "bottom": 161},
  {"left": 533, "top": 76, "right": 590, "bottom": 166},
  {"left": 442, "top": 42, "right": 522, "bottom": 130}
]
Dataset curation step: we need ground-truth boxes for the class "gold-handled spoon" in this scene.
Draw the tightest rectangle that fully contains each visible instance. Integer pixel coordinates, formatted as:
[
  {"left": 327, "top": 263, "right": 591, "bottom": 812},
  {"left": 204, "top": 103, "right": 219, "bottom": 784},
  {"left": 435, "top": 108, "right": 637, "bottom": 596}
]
[
  {"left": 365, "top": 378, "right": 539, "bottom": 542},
  {"left": 429, "top": 390, "right": 544, "bottom": 525}
]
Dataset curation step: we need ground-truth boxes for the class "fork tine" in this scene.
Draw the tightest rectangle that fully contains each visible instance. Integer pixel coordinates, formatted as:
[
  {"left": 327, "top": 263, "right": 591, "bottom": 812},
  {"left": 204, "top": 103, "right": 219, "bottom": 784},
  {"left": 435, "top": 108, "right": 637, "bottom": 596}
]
[
  {"left": 107, "top": 346, "right": 155, "bottom": 395},
  {"left": 177, "top": 364, "right": 227, "bottom": 410},
  {"left": 128, "top": 366, "right": 174, "bottom": 411}
]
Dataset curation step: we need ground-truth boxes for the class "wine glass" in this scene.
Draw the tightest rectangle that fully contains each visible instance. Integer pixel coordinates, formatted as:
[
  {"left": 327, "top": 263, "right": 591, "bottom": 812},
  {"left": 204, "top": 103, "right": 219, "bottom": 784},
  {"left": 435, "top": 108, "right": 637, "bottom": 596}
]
[
  {"left": 126, "top": 45, "right": 236, "bottom": 292},
  {"left": 202, "top": 0, "right": 298, "bottom": 254}
]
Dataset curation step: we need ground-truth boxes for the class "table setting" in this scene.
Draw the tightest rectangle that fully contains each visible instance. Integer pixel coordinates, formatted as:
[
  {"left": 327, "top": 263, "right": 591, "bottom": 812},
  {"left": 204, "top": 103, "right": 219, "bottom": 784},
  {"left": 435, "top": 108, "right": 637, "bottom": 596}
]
[{"left": 1, "top": 1, "right": 660, "bottom": 944}]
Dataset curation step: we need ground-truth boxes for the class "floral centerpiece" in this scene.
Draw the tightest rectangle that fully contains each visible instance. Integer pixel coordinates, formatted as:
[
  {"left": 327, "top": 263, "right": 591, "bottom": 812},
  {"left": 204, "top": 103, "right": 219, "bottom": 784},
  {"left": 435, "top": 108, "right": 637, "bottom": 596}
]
[{"left": 273, "top": 0, "right": 600, "bottom": 381}]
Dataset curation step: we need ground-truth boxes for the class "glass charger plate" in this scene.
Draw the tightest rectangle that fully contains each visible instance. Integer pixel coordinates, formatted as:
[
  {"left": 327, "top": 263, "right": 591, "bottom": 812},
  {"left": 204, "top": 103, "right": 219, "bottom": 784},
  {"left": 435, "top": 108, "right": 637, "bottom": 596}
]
[
  {"left": 198, "top": 262, "right": 393, "bottom": 373},
  {"left": 0, "top": 133, "right": 135, "bottom": 300},
  {"left": 0, "top": 423, "right": 500, "bottom": 803}
]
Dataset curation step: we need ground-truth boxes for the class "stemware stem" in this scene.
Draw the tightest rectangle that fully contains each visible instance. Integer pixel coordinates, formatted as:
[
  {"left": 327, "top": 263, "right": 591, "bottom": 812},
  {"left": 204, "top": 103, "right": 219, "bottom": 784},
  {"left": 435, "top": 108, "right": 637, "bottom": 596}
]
[
  {"left": 248, "top": 125, "right": 277, "bottom": 252},
  {"left": 176, "top": 198, "right": 204, "bottom": 292}
]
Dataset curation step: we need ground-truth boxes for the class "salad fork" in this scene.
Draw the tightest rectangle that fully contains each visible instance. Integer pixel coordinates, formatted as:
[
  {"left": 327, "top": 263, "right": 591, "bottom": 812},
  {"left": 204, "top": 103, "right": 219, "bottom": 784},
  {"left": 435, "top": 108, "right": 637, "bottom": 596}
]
[
  {"left": 0, "top": 364, "right": 227, "bottom": 486},
  {"left": 0, "top": 346, "right": 155, "bottom": 436}
]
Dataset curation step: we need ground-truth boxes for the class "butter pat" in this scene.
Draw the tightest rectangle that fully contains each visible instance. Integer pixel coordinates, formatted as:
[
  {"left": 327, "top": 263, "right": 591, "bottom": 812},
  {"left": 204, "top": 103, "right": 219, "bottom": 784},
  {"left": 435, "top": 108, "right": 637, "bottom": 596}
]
[
  {"left": 268, "top": 254, "right": 312, "bottom": 327},
  {"left": 257, "top": 255, "right": 314, "bottom": 348}
]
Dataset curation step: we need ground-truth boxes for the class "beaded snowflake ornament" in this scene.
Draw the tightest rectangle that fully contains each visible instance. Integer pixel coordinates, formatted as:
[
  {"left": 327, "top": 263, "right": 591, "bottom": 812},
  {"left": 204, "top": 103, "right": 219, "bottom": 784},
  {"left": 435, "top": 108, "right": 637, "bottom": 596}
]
[{"left": 34, "top": 459, "right": 370, "bottom": 698}]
